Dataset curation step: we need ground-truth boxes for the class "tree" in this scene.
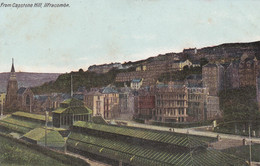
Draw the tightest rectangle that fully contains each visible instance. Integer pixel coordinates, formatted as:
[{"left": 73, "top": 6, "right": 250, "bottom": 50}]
[
  {"left": 78, "top": 68, "right": 84, "bottom": 73},
  {"left": 200, "top": 58, "right": 209, "bottom": 67}
]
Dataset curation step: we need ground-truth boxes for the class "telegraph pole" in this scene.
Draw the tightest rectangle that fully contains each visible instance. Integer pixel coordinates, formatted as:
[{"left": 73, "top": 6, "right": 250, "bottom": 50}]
[
  {"left": 249, "top": 125, "right": 252, "bottom": 166},
  {"left": 1, "top": 96, "right": 3, "bottom": 117},
  {"left": 71, "top": 74, "right": 73, "bottom": 97},
  {"left": 30, "top": 96, "right": 32, "bottom": 113}
]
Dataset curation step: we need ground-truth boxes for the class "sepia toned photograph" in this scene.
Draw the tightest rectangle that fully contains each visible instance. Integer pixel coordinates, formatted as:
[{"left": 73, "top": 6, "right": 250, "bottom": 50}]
[{"left": 0, "top": 0, "right": 260, "bottom": 165}]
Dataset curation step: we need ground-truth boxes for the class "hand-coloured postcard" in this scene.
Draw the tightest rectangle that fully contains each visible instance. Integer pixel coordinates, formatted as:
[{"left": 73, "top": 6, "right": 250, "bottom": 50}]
[{"left": 0, "top": 0, "right": 259, "bottom": 165}]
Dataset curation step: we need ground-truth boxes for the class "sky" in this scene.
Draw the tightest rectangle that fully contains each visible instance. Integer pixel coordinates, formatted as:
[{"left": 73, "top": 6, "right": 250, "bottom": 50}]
[{"left": 0, "top": 0, "right": 260, "bottom": 73}]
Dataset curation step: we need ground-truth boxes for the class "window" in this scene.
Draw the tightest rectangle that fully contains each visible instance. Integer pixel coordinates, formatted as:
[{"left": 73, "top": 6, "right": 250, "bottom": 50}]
[{"left": 26, "top": 95, "right": 30, "bottom": 106}]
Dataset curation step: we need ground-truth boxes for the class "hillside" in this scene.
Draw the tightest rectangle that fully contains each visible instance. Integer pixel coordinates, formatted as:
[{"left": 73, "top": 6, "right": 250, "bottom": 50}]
[
  {"left": 33, "top": 40, "right": 260, "bottom": 94},
  {"left": 196, "top": 41, "right": 260, "bottom": 61},
  {"left": 32, "top": 69, "right": 121, "bottom": 94},
  {"left": 0, "top": 72, "right": 61, "bottom": 92}
]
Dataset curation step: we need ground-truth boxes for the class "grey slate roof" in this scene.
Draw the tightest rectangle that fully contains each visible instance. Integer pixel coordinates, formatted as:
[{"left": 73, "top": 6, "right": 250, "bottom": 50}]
[
  {"left": 131, "top": 78, "right": 142, "bottom": 83},
  {"left": 17, "top": 87, "right": 26, "bottom": 95},
  {"left": 34, "top": 95, "right": 49, "bottom": 102},
  {"left": 100, "top": 86, "right": 118, "bottom": 94},
  {"left": 73, "top": 94, "right": 84, "bottom": 101}
]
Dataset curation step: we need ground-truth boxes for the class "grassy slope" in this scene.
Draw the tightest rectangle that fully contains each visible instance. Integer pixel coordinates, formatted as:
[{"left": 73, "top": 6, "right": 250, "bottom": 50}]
[
  {"left": 0, "top": 135, "right": 88, "bottom": 166},
  {"left": 223, "top": 144, "right": 260, "bottom": 162}
]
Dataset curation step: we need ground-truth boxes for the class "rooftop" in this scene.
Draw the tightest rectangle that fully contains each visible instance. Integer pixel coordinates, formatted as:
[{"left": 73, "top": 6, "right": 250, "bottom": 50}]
[
  {"left": 17, "top": 87, "right": 27, "bottom": 95},
  {"left": 68, "top": 131, "right": 247, "bottom": 166},
  {"left": 12, "top": 111, "right": 52, "bottom": 122},
  {"left": 131, "top": 78, "right": 142, "bottom": 83},
  {"left": 100, "top": 86, "right": 118, "bottom": 94},
  {"left": 22, "top": 127, "right": 65, "bottom": 147},
  {"left": 73, "top": 121, "right": 215, "bottom": 148},
  {"left": 53, "top": 98, "right": 92, "bottom": 115}
]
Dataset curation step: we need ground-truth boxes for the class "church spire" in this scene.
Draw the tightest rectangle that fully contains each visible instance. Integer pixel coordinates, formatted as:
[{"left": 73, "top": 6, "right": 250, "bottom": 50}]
[{"left": 11, "top": 58, "right": 15, "bottom": 73}]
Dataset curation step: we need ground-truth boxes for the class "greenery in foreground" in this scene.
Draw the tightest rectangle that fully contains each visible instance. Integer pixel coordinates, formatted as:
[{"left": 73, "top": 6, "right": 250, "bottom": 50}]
[
  {"left": 215, "top": 86, "right": 260, "bottom": 136},
  {"left": 0, "top": 134, "right": 88, "bottom": 166},
  {"left": 223, "top": 144, "right": 260, "bottom": 162},
  {"left": 219, "top": 86, "right": 260, "bottom": 121}
]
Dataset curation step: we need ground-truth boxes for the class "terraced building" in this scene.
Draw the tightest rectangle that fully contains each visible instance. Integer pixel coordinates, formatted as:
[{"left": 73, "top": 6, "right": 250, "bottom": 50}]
[{"left": 67, "top": 121, "right": 248, "bottom": 166}]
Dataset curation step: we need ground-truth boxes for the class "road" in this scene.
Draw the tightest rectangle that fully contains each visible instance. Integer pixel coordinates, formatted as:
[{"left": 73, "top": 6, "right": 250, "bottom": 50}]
[{"left": 126, "top": 121, "right": 260, "bottom": 144}]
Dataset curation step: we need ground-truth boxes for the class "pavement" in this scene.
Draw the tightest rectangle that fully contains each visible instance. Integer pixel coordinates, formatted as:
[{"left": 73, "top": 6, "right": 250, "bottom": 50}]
[
  {"left": 65, "top": 152, "right": 111, "bottom": 166},
  {"left": 125, "top": 121, "right": 260, "bottom": 145}
]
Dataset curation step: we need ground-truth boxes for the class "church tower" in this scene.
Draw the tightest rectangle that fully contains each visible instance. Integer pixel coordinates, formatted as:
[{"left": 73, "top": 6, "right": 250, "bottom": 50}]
[{"left": 5, "top": 58, "right": 18, "bottom": 110}]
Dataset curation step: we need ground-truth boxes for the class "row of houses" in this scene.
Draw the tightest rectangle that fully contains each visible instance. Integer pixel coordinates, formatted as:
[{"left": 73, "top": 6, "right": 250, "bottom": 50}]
[
  {"left": 200, "top": 53, "right": 260, "bottom": 96},
  {"left": 1, "top": 59, "right": 219, "bottom": 123},
  {"left": 116, "top": 59, "right": 200, "bottom": 86},
  {"left": 134, "top": 82, "right": 221, "bottom": 123},
  {"left": 116, "top": 53, "right": 260, "bottom": 97}
]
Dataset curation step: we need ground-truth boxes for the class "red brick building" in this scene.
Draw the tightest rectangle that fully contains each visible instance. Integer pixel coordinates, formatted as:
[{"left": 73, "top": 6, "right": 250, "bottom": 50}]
[{"left": 134, "top": 89, "right": 155, "bottom": 120}]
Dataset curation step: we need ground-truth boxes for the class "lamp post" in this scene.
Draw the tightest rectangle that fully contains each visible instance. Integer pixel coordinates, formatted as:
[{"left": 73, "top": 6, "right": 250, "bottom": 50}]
[
  {"left": 71, "top": 74, "right": 73, "bottom": 97},
  {"left": 1, "top": 96, "right": 3, "bottom": 117},
  {"left": 249, "top": 125, "right": 252, "bottom": 166},
  {"left": 45, "top": 111, "right": 49, "bottom": 147}
]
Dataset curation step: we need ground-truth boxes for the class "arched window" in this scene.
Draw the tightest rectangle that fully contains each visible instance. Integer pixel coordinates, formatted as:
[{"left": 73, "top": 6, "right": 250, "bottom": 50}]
[{"left": 26, "top": 95, "right": 30, "bottom": 106}]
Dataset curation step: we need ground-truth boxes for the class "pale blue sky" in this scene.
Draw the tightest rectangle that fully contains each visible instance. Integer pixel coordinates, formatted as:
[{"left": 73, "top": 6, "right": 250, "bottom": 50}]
[{"left": 0, "top": 0, "right": 260, "bottom": 73}]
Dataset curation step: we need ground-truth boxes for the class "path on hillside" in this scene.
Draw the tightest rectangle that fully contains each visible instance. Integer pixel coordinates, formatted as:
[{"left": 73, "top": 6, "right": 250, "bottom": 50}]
[{"left": 65, "top": 152, "right": 110, "bottom": 166}]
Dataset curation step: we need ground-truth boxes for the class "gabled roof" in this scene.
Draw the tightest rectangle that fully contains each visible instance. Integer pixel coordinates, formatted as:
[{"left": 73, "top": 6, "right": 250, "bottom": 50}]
[
  {"left": 86, "top": 91, "right": 102, "bottom": 96},
  {"left": 17, "top": 87, "right": 27, "bottom": 95},
  {"left": 22, "top": 127, "right": 65, "bottom": 147},
  {"left": 131, "top": 78, "right": 142, "bottom": 83},
  {"left": 61, "top": 93, "right": 71, "bottom": 101},
  {"left": 53, "top": 98, "right": 92, "bottom": 115},
  {"left": 53, "top": 106, "right": 92, "bottom": 115},
  {"left": 100, "top": 86, "right": 118, "bottom": 94},
  {"left": 73, "top": 94, "right": 84, "bottom": 101},
  {"left": 92, "top": 116, "right": 108, "bottom": 125},
  {"left": 34, "top": 95, "right": 49, "bottom": 102}
]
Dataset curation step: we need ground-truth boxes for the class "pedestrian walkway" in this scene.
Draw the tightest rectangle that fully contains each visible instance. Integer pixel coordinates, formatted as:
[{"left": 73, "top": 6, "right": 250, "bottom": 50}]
[
  {"left": 65, "top": 152, "right": 110, "bottom": 166},
  {"left": 126, "top": 121, "right": 260, "bottom": 145}
]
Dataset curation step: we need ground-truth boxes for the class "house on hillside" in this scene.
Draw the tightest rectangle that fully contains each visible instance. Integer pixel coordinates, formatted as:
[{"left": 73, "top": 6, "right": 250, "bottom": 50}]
[
  {"left": 202, "top": 63, "right": 224, "bottom": 96},
  {"left": 100, "top": 86, "right": 119, "bottom": 119},
  {"left": 84, "top": 90, "right": 103, "bottom": 116},
  {"left": 130, "top": 78, "right": 143, "bottom": 90},
  {"left": 171, "top": 59, "right": 193, "bottom": 71}
]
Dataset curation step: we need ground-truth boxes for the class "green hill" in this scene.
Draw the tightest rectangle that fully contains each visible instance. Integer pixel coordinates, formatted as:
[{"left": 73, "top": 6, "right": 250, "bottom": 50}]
[{"left": 32, "top": 68, "right": 124, "bottom": 94}]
